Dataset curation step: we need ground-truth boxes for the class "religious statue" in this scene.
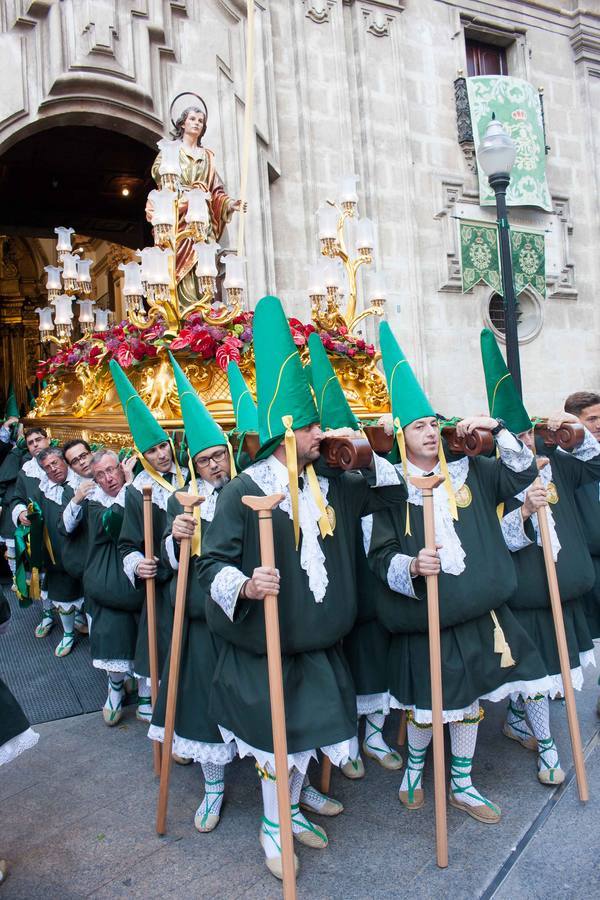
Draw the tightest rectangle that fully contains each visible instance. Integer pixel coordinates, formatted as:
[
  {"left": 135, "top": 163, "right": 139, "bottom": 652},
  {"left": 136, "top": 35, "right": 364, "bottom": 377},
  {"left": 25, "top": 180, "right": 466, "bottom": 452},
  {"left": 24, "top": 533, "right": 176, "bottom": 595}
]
[{"left": 145, "top": 95, "right": 246, "bottom": 313}]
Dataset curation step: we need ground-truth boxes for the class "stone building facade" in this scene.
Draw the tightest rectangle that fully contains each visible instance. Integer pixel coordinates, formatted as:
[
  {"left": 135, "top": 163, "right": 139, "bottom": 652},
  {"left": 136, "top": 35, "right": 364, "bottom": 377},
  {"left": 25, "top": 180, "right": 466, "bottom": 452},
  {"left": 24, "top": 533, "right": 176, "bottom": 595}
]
[{"left": 0, "top": 0, "right": 598, "bottom": 415}]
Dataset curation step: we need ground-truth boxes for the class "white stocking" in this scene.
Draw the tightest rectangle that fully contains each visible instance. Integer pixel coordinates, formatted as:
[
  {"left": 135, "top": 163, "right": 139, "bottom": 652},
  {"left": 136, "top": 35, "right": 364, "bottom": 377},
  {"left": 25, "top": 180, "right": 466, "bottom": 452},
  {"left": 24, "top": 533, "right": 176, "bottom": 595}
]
[
  {"left": 449, "top": 714, "right": 499, "bottom": 813},
  {"left": 525, "top": 695, "right": 560, "bottom": 771},
  {"left": 505, "top": 694, "right": 535, "bottom": 741},
  {"left": 399, "top": 720, "right": 432, "bottom": 800},
  {"left": 59, "top": 612, "right": 75, "bottom": 636},
  {"left": 106, "top": 673, "right": 125, "bottom": 710},
  {"left": 259, "top": 766, "right": 283, "bottom": 860},
  {"left": 196, "top": 762, "right": 225, "bottom": 824}
]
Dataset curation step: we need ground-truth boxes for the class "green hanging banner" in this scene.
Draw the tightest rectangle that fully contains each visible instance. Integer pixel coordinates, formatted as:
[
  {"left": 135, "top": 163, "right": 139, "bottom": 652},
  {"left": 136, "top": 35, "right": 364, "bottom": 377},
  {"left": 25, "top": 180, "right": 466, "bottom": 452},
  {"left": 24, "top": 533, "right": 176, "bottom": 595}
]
[
  {"left": 459, "top": 221, "right": 502, "bottom": 295},
  {"left": 466, "top": 75, "right": 552, "bottom": 212},
  {"left": 510, "top": 228, "right": 546, "bottom": 298}
]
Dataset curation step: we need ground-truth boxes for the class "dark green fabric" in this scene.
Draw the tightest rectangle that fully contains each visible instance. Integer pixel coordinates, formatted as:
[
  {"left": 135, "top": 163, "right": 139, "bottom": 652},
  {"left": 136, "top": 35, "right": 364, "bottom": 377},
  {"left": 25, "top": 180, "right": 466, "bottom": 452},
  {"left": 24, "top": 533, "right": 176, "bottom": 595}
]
[
  {"left": 118, "top": 484, "right": 174, "bottom": 678},
  {"left": 574, "top": 479, "right": 600, "bottom": 639},
  {"left": 196, "top": 460, "right": 406, "bottom": 751},
  {"left": 38, "top": 485, "right": 82, "bottom": 602},
  {"left": 0, "top": 676, "right": 30, "bottom": 751},
  {"left": 379, "top": 321, "right": 434, "bottom": 429},
  {"left": 511, "top": 601, "right": 593, "bottom": 676},
  {"left": 504, "top": 450, "right": 600, "bottom": 609},
  {"left": 344, "top": 617, "right": 390, "bottom": 696},
  {"left": 369, "top": 454, "right": 538, "bottom": 631},
  {"left": 480, "top": 328, "right": 532, "bottom": 434},
  {"left": 307, "top": 332, "right": 359, "bottom": 430},
  {"left": 151, "top": 489, "right": 224, "bottom": 743},
  {"left": 253, "top": 295, "right": 318, "bottom": 457}
]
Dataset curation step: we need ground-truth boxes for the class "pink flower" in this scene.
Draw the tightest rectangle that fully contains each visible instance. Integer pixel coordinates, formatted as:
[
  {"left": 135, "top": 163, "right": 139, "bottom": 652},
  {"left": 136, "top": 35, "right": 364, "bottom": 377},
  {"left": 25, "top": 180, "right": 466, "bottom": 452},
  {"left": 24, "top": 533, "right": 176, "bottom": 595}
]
[{"left": 216, "top": 343, "right": 241, "bottom": 370}]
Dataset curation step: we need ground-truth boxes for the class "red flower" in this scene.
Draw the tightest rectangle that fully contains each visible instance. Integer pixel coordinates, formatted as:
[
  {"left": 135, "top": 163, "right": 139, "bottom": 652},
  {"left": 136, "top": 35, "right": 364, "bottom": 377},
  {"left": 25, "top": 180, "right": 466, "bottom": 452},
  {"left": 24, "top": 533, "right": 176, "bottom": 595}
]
[
  {"left": 116, "top": 344, "right": 134, "bottom": 368},
  {"left": 216, "top": 343, "right": 241, "bottom": 370}
]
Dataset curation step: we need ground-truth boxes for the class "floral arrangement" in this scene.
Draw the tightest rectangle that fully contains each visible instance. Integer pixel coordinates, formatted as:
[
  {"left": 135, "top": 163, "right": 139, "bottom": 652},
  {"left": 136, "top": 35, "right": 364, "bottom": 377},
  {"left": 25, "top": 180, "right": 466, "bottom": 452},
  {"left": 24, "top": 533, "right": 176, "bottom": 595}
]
[{"left": 36, "top": 312, "right": 375, "bottom": 381}]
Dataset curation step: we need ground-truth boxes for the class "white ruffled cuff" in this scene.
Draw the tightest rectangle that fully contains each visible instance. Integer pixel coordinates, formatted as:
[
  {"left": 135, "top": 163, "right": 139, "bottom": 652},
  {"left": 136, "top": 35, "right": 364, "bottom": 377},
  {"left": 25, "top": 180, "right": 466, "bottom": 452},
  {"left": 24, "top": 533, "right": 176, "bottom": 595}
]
[
  {"left": 123, "top": 550, "right": 144, "bottom": 587},
  {"left": 387, "top": 553, "right": 417, "bottom": 599},
  {"left": 496, "top": 429, "right": 534, "bottom": 472},
  {"left": 561, "top": 426, "right": 600, "bottom": 462},
  {"left": 164, "top": 534, "right": 179, "bottom": 571},
  {"left": 372, "top": 454, "right": 401, "bottom": 486},
  {"left": 210, "top": 566, "right": 248, "bottom": 622},
  {"left": 12, "top": 503, "right": 26, "bottom": 527},
  {"left": 62, "top": 499, "right": 83, "bottom": 534},
  {"left": 501, "top": 507, "right": 533, "bottom": 552}
]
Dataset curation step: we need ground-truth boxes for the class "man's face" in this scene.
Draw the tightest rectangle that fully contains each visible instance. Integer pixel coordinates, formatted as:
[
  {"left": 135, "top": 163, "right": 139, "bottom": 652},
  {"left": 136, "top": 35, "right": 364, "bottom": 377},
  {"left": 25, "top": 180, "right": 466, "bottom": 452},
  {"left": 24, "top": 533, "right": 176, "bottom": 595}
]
[
  {"left": 144, "top": 441, "right": 173, "bottom": 473},
  {"left": 93, "top": 455, "right": 125, "bottom": 497},
  {"left": 577, "top": 404, "right": 600, "bottom": 441},
  {"left": 40, "top": 453, "right": 68, "bottom": 485},
  {"left": 64, "top": 443, "right": 93, "bottom": 477},
  {"left": 295, "top": 423, "right": 323, "bottom": 467},
  {"left": 518, "top": 429, "right": 535, "bottom": 451},
  {"left": 404, "top": 417, "right": 440, "bottom": 462},
  {"left": 193, "top": 445, "right": 230, "bottom": 489},
  {"left": 26, "top": 432, "right": 50, "bottom": 458}
]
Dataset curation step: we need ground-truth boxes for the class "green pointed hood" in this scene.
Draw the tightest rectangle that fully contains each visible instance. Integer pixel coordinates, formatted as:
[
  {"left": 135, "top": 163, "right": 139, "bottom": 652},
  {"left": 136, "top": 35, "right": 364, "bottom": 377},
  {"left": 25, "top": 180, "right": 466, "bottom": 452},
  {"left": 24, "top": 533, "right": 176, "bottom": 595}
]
[
  {"left": 227, "top": 361, "right": 258, "bottom": 433},
  {"left": 379, "top": 321, "right": 435, "bottom": 429},
  {"left": 4, "top": 383, "right": 19, "bottom": 420},
  {"left": 254, "top": 295, "right": 318, "bottom": 458},
  {"left": 169, "top": 352, "right": 226, "bottom": 457},
  {"left": 308, "top": 332, "right": 359, "bottom": 430},
  {"left": 480, "top": 328, "right": 532, "bottom": 434},
  {"left": 27, "top": 387, "right": 36, "bottom": 412},
  {"left": 109, "top": 359, "right": 169, "bottom": 454}
]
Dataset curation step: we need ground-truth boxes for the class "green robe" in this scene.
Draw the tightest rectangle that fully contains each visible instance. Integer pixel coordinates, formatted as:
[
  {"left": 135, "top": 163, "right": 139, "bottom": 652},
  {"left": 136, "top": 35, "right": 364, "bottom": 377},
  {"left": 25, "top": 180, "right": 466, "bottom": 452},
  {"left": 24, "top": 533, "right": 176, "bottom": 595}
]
[
  {"left": 368, "top": 452, "right": 550, "bottom": 717},
  {"left": 37, "top": 479, "right": 83, "bottom": 603},
  {"left": 196, "top": 458, "right": 406, "bottom": 754},
  {"left": 151, "top": 486, "right": 231, "bottom": 756},
  {"left": 59, "top": 488, "right": 143, "bottom": 665},
  {"left": 575, "top": 479, "right": 600, "bottom": 638},
  {"left": 118, "top": 472, "right": 184, "bottom": 678},
  {"left": 0, "top": 595, "right": 37, "bottom": 763},
  {"left": 503, "top": 445, "right": 600, "bottom": 673},
  {"left": 0, "top": 445, "right": 27, "bottom": 540}
]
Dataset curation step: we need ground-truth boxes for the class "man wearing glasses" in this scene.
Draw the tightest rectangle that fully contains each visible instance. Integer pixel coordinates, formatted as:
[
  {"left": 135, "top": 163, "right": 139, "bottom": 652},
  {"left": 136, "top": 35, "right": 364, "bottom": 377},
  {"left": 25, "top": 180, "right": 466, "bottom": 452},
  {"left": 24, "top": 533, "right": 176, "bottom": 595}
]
[{"left": 61, "top": 439, "right": 96, "bottom": 637}]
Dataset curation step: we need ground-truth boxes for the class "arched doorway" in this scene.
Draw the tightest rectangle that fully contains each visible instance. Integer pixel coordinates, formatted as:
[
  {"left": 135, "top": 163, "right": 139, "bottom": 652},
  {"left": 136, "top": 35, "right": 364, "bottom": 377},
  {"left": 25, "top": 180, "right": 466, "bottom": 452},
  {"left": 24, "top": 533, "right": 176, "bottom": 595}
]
[{"left": 0, "top": 123, "right": 159, "bottom": 409}]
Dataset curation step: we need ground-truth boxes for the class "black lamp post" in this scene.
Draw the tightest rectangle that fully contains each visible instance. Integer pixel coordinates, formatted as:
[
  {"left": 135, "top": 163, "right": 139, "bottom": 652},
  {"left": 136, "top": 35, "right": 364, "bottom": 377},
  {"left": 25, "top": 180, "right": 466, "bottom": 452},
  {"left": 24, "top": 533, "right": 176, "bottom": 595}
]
[{"left": 477, "top": 116, "right": 522, "bottom": 398}]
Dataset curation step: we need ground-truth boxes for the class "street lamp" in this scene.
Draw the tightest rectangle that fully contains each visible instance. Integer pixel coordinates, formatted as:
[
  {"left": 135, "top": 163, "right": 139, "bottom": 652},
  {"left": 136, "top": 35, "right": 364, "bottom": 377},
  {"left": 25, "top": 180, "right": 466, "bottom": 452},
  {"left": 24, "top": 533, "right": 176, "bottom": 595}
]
[{"left": 477, "top": 115, "right": 522, "bottom": 398}]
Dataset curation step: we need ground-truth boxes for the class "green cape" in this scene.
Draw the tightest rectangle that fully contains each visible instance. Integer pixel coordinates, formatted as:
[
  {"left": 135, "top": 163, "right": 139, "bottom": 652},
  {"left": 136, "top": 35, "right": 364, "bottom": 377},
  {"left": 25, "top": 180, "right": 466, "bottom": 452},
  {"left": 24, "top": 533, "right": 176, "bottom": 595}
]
[
  {"left": 109, "top": 359, "right": 168, "bottom": 454},
  {"left": 168, "top": 352, "right": 226, "bottom": 457},
  {"left": 480, "top": 328, "right": 532, "bottom": 434},
  {"left": 308, "top": 332, "right": 359, "bottom": 430}
]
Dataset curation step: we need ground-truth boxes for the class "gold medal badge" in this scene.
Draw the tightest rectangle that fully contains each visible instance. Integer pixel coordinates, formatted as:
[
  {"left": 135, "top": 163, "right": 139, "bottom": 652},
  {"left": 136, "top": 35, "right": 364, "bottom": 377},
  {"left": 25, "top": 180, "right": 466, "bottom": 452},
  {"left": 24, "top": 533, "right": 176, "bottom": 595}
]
[
  {"left": 546, "top": 482, "right": 559, "bottom": 504},
  {"left": 326, "top": 505, "right": 336, "bottom": 533},
  {"left": 454, "top": 483, "right": 472, "bottom": 509}
]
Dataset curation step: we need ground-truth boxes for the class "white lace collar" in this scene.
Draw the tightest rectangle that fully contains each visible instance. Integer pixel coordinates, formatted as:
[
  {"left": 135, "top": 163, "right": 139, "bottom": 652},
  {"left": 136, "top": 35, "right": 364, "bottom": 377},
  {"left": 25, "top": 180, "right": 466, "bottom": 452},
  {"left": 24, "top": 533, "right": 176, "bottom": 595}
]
[
  {"left": 22, "top": 457, "right": 44, "bottom": 479},
  {"left": 183, "top": 476, "right": 221, "bottom": 523},
  {"left": 88, "top": 483, "right": 128, "bottom": 509},
  {"left": 245, "top": 455, "right": 329, "bottom": 603},
  {"left": 402, "top": 457, "right": 469, "bottom": 577},
  {"left": 38, "top": 468, "right": 80, "bottom": 506},
  {"left": 131, "top": 466, "right": 186, "bottom": 511},
  {"left": 516, "top": 460, "right": 561, "bottom": 561}
]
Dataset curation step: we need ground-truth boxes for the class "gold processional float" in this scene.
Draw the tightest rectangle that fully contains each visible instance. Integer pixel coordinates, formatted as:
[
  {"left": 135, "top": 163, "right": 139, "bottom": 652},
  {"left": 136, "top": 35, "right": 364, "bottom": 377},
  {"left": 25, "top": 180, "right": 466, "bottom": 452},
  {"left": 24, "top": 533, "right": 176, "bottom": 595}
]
[{"left": 26, "top": 93, "right": 389, "bottom": 449}]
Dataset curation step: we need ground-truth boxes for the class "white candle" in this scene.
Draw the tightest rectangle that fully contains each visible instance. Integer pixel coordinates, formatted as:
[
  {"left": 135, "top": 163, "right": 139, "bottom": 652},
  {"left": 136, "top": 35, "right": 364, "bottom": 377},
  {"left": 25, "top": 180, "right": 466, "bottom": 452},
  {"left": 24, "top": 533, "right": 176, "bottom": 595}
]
[
  {"left": 184, "top": 189, "right": 211, "bottom": 224},
  {"left": 137, "top": 247, "right": 173, "bottom": 285},
  {"left": 323, "top": 258, "right": 344, "bottom": 290},
  {"left": 77, "top": 259, "right": 92, "bottom": 284},
  {"left": 316, "top": 204, "right": 339, "bottom": 240},
  {"left": 355, "top": 217, "right": 375, "bottom": 253},
  {"left": 157, "top": 139, "right": 182, "bottom": 177},
  {"left": 194, "top": 242, "right": 219, "bottom": 277},
  {"left": 54, "top": 226, "right": 75, "bottom": 252},
  {"left": 94, "top": 309, "right": 111, "bottom": 331},
  {"left": 118, "top": 261, "right": 144, "bottom": 296},
  {"left": 62, "top": 253, "right": 80, "bottom": 280},
  {"left": 44, "top": 266, "right": 62, "bottom": 291},
  {"left": 307, "top": 261, "right": 327, "bottom": 295},
  {"left": 51, "top": 294, "right": 74, "bottom": 325},
  {"left": 339, "top": 174, "right": 359, "bottom": 204},
  {"left": 366, "top": 269, "right": 387, "bottom": 303},
  {"left": 77, "top": 300, "right": 96, "bottom": 324},
  {"left": 223, "top": 254, "right": 246, "bottom": 290},
  {"left": 35, "top": 307, "right": 54, "bottom": 331},
  {"left": 147, "top": 188, "right": 177, "bottom": 226}
]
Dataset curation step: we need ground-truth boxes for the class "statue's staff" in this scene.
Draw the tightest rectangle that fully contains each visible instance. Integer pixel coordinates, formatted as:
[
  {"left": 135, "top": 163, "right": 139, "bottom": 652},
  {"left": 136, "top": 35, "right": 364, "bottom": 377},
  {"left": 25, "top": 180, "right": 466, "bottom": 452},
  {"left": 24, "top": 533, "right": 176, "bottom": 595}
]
[
  {"left": 242, "top": 492, "right": 297, "bottom": 900},
  {"left": 143, "top": 485, "right": 162, "bottom": 777},
  {"left": 156, "top": 492, "right": 204, "bottom": 835},
  {"left": 410, "top": 474, "right": 448, "bottom": 870},
  {"left": 237, "top": 0, "right": 255, "bottom": 257}
]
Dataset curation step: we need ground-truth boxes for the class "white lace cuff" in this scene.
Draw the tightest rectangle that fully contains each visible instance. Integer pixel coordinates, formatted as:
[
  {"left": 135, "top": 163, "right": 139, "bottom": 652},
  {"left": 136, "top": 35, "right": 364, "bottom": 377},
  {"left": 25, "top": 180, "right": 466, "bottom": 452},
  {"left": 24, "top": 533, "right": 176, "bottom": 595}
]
[
  {"left": 12, "top": 503, "right": 26, "bottom": 527},
  {"left": 164, "top": 535, "right": 179, "bottom": 571},
  {"left": 62, "top": 499, "right": 83, "bottom": 534},
  {"left": 123, "top": 550, "right": 144, "bottom": 587},
  {"left": 0, "top": 424, "right": 11, "bottom": 444},
  {"left": 501, "top": 507, "right": 533, "bottom": 552},
  {"left": 387, "top": 553, "right": 417, "bottom": 598},
  {"left": 210, "top": 566, "right": 248, "bottom": 622},
  {"left": 372, "top": 453, "right": 401, "bottom": 486},
  {"left": 361, "top": 514, "right": 373, "bottom": 555},
  {"left": 560, "top": 426, "right": 600, "bottom": 462},
  {"left": 496, "top": 429, "right": 533, "bottom": 472}
]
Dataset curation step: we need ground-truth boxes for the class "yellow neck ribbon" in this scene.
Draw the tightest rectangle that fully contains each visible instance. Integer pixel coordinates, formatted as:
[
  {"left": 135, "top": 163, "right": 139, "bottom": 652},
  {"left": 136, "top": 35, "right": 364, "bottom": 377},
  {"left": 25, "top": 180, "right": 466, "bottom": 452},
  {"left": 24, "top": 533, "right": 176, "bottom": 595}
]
[
  {"left": 187, "top": 457, "right": 202, "bottom": 557},
  {"left": 437, "top": 425, "right": 458, "bottom": 522},
  {"left": 306, "top": 463, "right": 334, "bottom": 539},
  {"left": 282, "top": 415, "right": 300, "bottom": 549},
  {"left": 226, "top": 439, "right": 237, "bottom": 480},
  {"left": 394, "top": 418, "right": 411, "bottom": 536}
]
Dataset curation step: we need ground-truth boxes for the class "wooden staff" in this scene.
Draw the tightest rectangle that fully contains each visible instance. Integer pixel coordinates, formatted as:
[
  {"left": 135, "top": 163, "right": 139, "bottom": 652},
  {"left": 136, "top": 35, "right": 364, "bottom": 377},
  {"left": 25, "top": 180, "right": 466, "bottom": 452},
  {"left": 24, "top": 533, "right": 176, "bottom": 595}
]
[
  {"left": 535, "top": 460, "right": 588, "bottom": 801},
  {"left": 410, "top": 474, "right": 448, "bottom": 869},
  {"left": 320, "top": 756, "right": 332, "bottom": 795},
  {"left": 142, "top": 485, "right": 162, "bottom": 777},
  {"left": 242, "top": 493, "right": 296, "bottom": 900},
  {"left": 156, "top": 492, "right": 204, "bottom": 835}
]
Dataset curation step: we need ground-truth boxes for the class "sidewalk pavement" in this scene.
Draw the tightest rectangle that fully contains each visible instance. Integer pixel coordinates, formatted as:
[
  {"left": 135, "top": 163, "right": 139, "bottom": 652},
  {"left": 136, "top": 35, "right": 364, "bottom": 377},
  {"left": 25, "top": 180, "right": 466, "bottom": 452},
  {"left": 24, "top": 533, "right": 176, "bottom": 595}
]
[{"left": 1, "top": 652, "right": 599, "bottom": 899}]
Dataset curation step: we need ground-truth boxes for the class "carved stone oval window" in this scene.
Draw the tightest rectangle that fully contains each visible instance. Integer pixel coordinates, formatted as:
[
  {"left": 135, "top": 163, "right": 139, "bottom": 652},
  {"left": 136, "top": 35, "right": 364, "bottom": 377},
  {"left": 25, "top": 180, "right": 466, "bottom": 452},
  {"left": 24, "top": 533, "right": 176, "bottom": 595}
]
[{"left": 482, "top": 289, "right": 543, "bottom": 345}]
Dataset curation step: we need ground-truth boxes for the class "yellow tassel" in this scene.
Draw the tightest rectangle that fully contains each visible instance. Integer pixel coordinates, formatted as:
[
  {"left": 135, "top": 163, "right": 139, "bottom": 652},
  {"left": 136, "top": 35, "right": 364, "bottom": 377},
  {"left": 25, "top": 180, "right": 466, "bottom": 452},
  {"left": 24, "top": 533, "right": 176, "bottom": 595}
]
[
  {"left": 187, "top": 457, "right": 202, "bottom": 558},
  {"left": 282, "top": 415, "right": 300, "bottom": 549},
  {"left": 29, "top": 568, "right": 40, "bottom": 601},
  {"left": 438, "top": 425, "right": 458, "bottom": 521},
  {"left": 170, "top": 438, "right": 185, "bottom": 488},
  {"left": 43, "top": 525, "right": 56, "bottom": 565},
  {"left": 226, "top": 439, "right": 237, "bottom": 479},
  {"left": 395, "top": 418, "right": 411, "bottom": 536},
  {"left": 496, "top": 502, "right": 505, "bottom": 522},
  {"left": 490, "top": 610, "right": 516, "bottom": 668},
  {"left": 306, "top": 463, "right": 333, "bottom": 539},
  {"left": 137, "top": 448, "right": 179, "bottom": 494}
]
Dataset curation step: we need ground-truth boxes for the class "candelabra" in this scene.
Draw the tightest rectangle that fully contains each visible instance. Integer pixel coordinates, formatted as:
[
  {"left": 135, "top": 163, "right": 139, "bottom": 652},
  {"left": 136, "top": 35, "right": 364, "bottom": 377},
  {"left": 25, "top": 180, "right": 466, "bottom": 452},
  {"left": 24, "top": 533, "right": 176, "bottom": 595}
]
[{"left": 309, "top": 175, "right": 386, "bottom": 336}]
